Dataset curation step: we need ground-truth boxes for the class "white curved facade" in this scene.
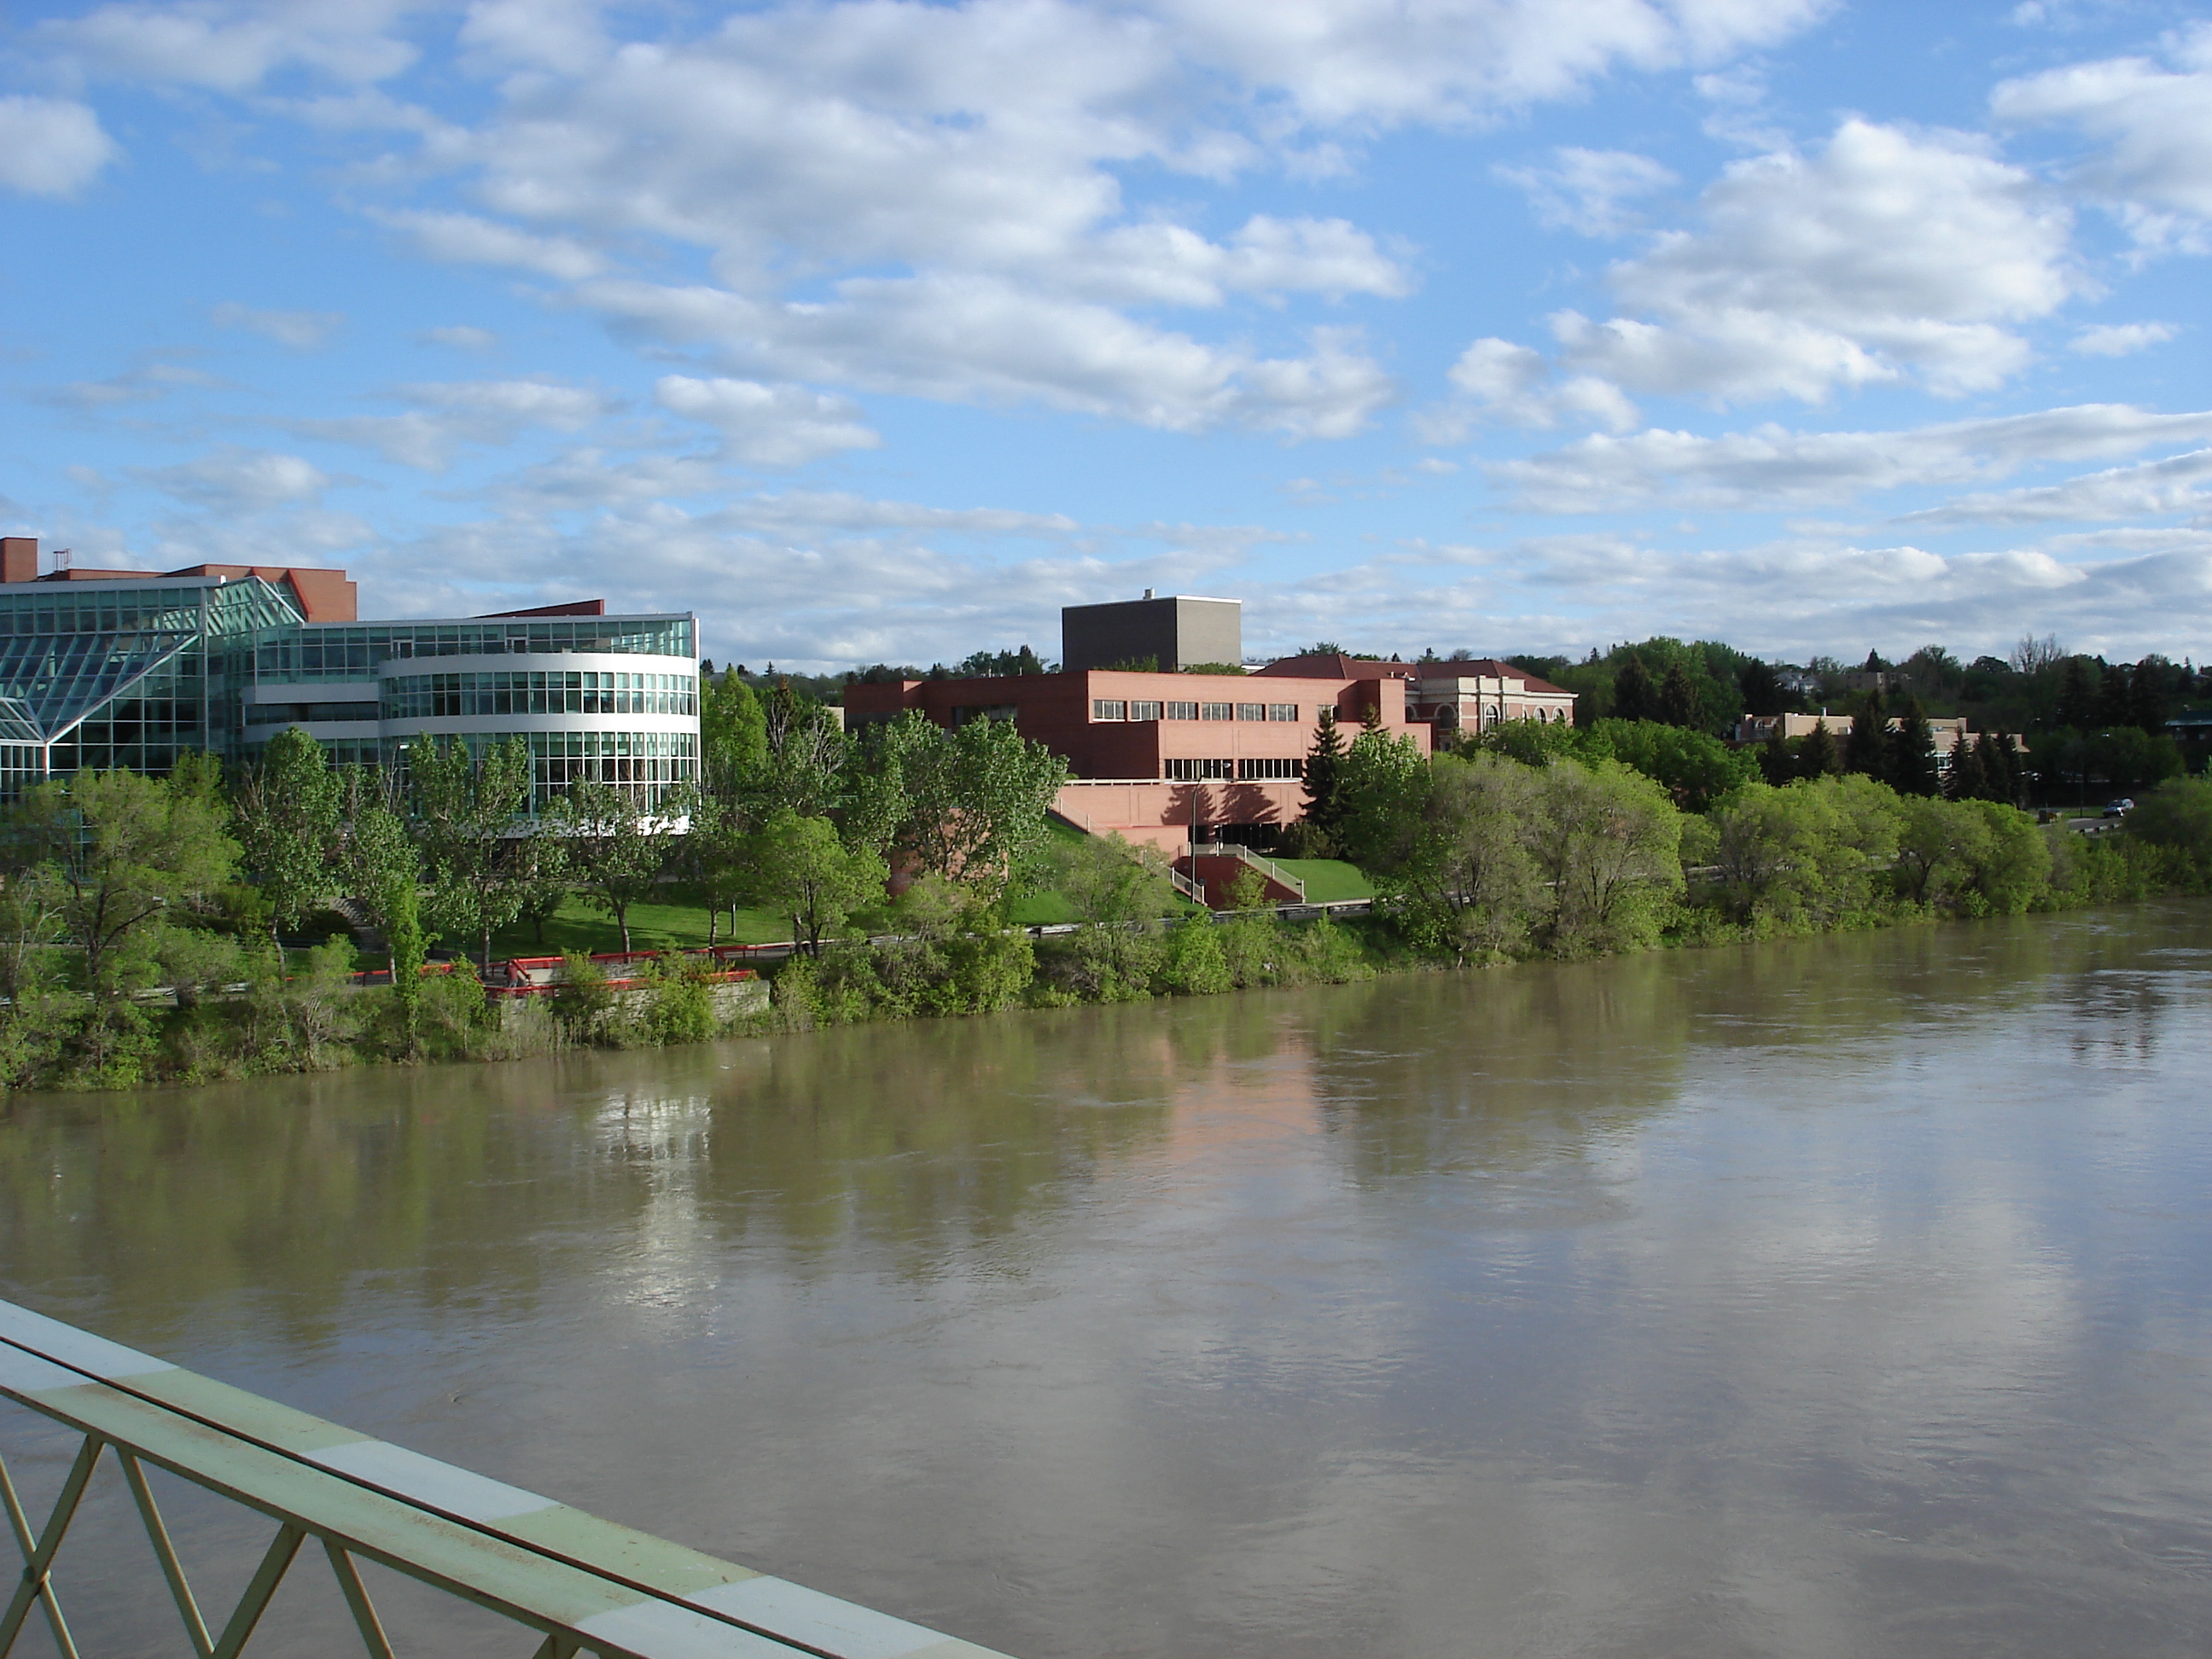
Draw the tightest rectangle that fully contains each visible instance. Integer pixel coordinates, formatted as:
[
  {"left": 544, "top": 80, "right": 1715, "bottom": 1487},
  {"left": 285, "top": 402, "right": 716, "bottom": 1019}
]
[{"left": 240, "top": 614, "right": 701, "bottom": 809}]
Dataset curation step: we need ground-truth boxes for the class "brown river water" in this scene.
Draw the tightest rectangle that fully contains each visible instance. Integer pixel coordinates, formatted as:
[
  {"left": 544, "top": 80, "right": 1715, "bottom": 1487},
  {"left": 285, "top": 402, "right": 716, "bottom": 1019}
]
[{"left": 3, "top": 900, "right": 2211, "bottom": 1657}]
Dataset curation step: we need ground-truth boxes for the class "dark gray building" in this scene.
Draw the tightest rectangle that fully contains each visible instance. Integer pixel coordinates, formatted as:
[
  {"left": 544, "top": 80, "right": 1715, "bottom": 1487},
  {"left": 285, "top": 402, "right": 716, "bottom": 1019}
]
[{"left": 1061, "top": 592, "right": 1242, "bottom": 672}]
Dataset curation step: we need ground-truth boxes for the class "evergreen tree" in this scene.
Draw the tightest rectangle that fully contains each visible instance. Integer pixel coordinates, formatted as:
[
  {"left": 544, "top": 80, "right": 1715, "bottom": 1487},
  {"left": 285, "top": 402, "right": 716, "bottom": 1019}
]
[
  {"left": 1301, "top": 708, "right": 1348, "bottom": 848},
  {"left": 2129, "top": 657, "right": 2169, "bottom": 734},
  {"left": 1991, "top": 733, "right": 2024, "bottom": 806},
  {"left": 1945, "top": 730, "right": 1988, "bottom": 801},
  {"left": 2055, "top": 656, "right": 2098, "bottom": 730},
  {"left": 1657, "top": 662, "right": 1701, "bottom": 729},
  {"left": 1888, "top": 698, "right": 1941, "bottom": 796},
  {"left": 2097, "top": 661, "right": 2133, "bottom": 729},
  {"left": 1798, "top": 720, "right": 1839, "bottom": 780},
  {"left": 1846, "top": 692, "right": 1889, "bottom": 782},
  {"left": 1757, "top": 729, "right": 1792, "bottom": 786},
  {"left": 1738, "top": 659, "right": 1787, "bottom": 717},
  {"left": 1611, "top": 652, "right": 1656, "bottom": 722}
]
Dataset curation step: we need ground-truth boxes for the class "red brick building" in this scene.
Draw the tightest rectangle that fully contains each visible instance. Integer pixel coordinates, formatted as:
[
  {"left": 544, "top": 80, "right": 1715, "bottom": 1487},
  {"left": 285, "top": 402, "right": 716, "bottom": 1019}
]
[{"left": 845, "top": 661, "right": 1432, "bottom": 853}]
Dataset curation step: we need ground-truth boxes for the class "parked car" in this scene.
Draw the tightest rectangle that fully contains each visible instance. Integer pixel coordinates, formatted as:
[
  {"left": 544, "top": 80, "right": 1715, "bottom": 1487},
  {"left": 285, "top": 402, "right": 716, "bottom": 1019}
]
[{"left": 2103, "top": 798, "right": 2134, "bottom": 818}]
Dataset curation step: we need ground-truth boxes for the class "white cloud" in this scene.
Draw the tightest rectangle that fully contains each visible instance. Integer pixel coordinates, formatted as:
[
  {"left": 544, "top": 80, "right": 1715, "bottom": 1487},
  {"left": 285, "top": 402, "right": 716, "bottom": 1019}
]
[
  {"left": 1419, "top": 337, "right": 1638, "bottom": 438},
  {"left": 418, "top": 324, "right": 498, "bottom": 352},
  {"left": 587, "top": 276, "right": 1393, "bottom": 437},
  {"left": 42, "top": 358, "right": 225, "bottom": 409},
  {"left": 1993, "top": 25, "right": 2212, "bottom": 251},
  {"left": 137, "top": 447, "right": 331, "bottom": 512},
  {"left": 653, "top": 376, "right": 881, "bottom": 467},
  {"left": 0, "top": 96, "right": 119, "bottom": 196},
  {"left": 1590, "top": 120, "right": 2078, "bottom": 400},
  {"left": 371, "top": 210, "right": 607, "bottom": 282},
  {"left": 212, "top": 301, "right": 344, "bottom": 349},
  {"left": 1899, "top": 448, "right": 2212, "bottom": 527},
  {"left": 1497, "top": 147, "right": 1678, "bottom": 236},
  {"left": 39, "top": 0, "right": 420, "bottom": 92},
  {"left": 2068, "top": 321, "right": 2179, "bottom": 357},
  {"left": 1491, "top": 403, "right": 2212, "bottom": 512},
  {"left": 294, "top": 378, "right": 614, "bottom": 469}
]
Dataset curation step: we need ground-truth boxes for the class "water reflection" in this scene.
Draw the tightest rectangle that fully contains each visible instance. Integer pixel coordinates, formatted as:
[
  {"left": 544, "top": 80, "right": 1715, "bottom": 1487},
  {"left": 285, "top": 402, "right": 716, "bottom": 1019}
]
[{"left": 1, "top": 902, "right": 2209, "bottom": 1658}]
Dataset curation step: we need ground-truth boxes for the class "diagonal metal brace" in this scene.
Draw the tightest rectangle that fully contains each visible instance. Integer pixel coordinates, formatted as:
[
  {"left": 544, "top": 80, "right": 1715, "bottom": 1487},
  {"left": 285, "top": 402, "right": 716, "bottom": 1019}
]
[{"left": 0, "top": 1433, "right": 102, "bottom": 1659}]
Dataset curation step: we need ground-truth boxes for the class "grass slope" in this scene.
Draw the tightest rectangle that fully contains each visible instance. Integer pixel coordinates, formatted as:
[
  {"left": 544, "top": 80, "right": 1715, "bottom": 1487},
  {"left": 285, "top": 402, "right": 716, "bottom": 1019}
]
[{"left": 1271, "top": 859, "right": 1375, "bottom": 902}]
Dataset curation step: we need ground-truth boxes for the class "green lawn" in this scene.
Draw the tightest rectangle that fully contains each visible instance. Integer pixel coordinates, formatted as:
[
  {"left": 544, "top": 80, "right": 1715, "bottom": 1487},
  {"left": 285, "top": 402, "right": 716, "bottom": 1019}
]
[
  {"left": 1271, "top": 859, "right": 1375, "bottom": 902},
  {"left": 486, "top": 892, "right": 794, "bottom": 959}
]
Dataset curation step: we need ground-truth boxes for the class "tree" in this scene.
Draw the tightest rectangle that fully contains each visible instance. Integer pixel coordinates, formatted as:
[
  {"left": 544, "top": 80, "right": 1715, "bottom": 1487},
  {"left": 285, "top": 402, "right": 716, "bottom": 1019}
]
[
  {"left": 743, "top": 809, "right": 888, "bottom": 955},
  {"left": 1887, "top": 698, "right": 1941, "bottom": 797},
  {"left": 10, "top": 771, "right": 238, "bottom": 998},
  {"left": 1846, "top": 693, "right": 1889, "bottom": 783},
  {"left": 407, "top": 734, "right": 533, "bottom": 969},
  {"left": 752, "top": 682, "right": 850, "bottom": 821},
  {"left": 1300, "top": 708, "right": 1348, "bottom": 850},
  {"left": 1611, "top": 652, "right": 1656, "bottom": 722},
  {"left": 551, "top": 777, "right": 678, "bottom": 953},
  {"left": 2127, "top": 777, "right": 2212, "bottom": 879},
  {"left": 1656, "top": 661, "right": 1702, "bottom": 729},
  {"left": 2011, "top": 633, "right": 2064, "bottom": 675},
  {"left": 1895, "top": 795, "right": 1970, "bottom": 904},
  {"left": 1945, "top": 730, "right": 1988, "bottom": 802},
  {"left": 1332, "top": 728, "right": 1429, "bottom": 870},
  {"left": 879, "top": 713, "right": 1066, "bottom": 899},
  {"left": 2055, "top": 656, "right": 2098, "bottom": 731},
  {"left": 1738, "top": 660, "right": 1789, "bottom": 718},
  {"left": 2097, "top": 661, "right": 2133, "bottom": 730},
  {"left": 1367, "top": 753, "right": 1545, "bottom": 961},
  {"left": 2129, "top": 657, "right": 2171, "bottom": 734},
  {"left": 510, "top": 827, "right": 573, "bottom": 950},
  {"left": 230, "top": 728, "right": 342, "bottom": 939},
  {"left": 343, "top": 798, "right": 427, "bottom": 1052},
  {"left": 1577, "top": 719, "right": 1756, "bottom": 812},
  {"left": 1798, "top": 719, "right": 1840, "bottom": 780},
  {"left": 1528, "top": 758, "right": 1683, "bottom": 957},
  {"left": 700, "top": 668, "right": 769, "bottom": 803}
]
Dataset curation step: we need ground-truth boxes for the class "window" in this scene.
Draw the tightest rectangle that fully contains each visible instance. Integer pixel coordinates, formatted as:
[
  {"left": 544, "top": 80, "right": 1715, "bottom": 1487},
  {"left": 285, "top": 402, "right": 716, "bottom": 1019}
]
[
  {"left": 1165, "top": 758, "right": 1234, "bottom": 781},
  {"left": 1165, "top": 701, "right": 1197, "bottom": 720},
  {"left": 1128, "top": 700, "right": 1163, "bottom": 721},
  {"left": 1200, "top": 701, "right": 1233, "bottom": 720},
  {"left": 1237, "top": 757, "right": 1304, "bottom": 780},
  {"left": 1266, "top": 703, "right": 1298, "bottom": 722},
  {"left": 1318, "top": 705, "right": 1334, "bottom": 720},
  {"left": 1236, "top": 702, "right": 1265, "bottom": 722},
  {"left": 1092, "top": 699, "right": 1126, "bottom": 721}
]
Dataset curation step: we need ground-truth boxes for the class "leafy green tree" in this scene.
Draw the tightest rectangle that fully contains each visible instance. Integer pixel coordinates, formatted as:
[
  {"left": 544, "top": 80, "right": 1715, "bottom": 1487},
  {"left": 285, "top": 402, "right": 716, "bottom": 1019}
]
[
  {"left": 341, "top": 791, "right": 427, "bottom": 1051},
  {"left": 230, "top": 727, "right": 342, "bottom": 939},
  {"left": 1331, "top": 727, "right": 1429, "bottom": 870},
  {"left": 1578, "top": 719, "right": 1756, "bottom": 812},
  {"left": 752, "top": 682, "right": 850, "bottom": 820},
  {"left": 700, "top": 667, "right": 769, "bottom": 802},
  {"left": 879, "top": 712, "right": 1065, "bottom": 899},
  {"left": 1894, "top": 795, "right": 1970, "bottom": 903},
  {"left": 1049, "top": 832, "right": 1175, "bottom": 997},
  {"left": 511, "top": 829, "right": 573, "bottom": 950},
  {"left": 1368, "top": 752, "right": 1545, "bottom": 961},
  {"left": 407, "top": 734, "right": 533, "bottom": 969},
  {"left": 2126, "top": 776, "right": 2212, "bottom": 880},
  {"left": 1707, "top": 780, "right": 1863, "bottom": 927},
  {"left": 1955, "top": 800, "right": 2050, "bottom": 913},
  {"left": 550, "top": 777, "right": 679, "bottom": 952},
  {"left": 743, "top": 808, "right": 888, "bottom": 955},
  {"left": 1530, "top": 758, "right": 1683, "bottom": 956}
]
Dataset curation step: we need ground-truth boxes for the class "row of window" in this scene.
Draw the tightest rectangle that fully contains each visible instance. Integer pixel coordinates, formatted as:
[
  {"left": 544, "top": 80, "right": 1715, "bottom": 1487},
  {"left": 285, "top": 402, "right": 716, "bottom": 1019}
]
[
  {"left": 1164, "top": 757, "right": 1307, "bottom": 781},
  {"left": 381, "top": 671, "right": 699, "bottom": 720},
  {"left": 1094, "top": 700, "right": 1313, "bottom": 723},
  {"left": 252, "top": 620, "right": 695, "bottom": 679}
]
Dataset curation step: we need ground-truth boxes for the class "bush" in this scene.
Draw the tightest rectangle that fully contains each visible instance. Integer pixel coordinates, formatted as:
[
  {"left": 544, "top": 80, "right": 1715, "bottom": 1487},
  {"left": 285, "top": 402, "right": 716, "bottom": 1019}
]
[
  {"left": 550, "top": 950, "right": 614, "bottom": 1040},
  {"left": 415, "top": 963, "right": 490, "bottom": 1061},
  {"left": 1155, "top": 918, "right": 1231, "bottom": 994}
]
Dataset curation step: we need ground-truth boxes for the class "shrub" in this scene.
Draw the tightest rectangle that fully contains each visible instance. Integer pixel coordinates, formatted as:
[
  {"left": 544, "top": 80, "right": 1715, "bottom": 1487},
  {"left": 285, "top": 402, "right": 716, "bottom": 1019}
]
[
  {"left": 1155, "top": 918, "right": 1231, "bottom": 995},
  {"left": 550, "top": 950, "right": 614, "bottom": 1040}
]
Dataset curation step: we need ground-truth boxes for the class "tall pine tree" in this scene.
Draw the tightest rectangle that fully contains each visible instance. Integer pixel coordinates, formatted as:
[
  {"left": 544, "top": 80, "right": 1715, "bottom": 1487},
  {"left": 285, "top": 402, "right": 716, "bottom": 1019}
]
[
  {"left": 1847, "top": 691, "right": 1889, "bottom": 782},
  {"left": 1657, "top": 662, "right": 1701, "bottom": 729},
  {"left": 1301, "top": 708, "right": 1348, "bottom": 849},
  {"left": 1612, "top": 652, "right": 1656, "bottom": 722},
  {"left": 1798, "top": 720, "right": 1839, "bottom": 780},
  {"left": 2055, "top": 656, "right": 2098, "bottom": 730},
  {"left": 1888, "top": 698, "right": 1941, "bottom": 796},
  {"left": 1945, "top": 730, "right": 1988, "bottom": 801}
]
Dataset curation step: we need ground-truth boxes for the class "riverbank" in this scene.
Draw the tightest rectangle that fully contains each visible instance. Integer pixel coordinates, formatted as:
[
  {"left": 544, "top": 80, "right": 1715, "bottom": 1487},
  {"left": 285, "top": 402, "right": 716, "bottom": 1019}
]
[{"left": 7, "top": 810, "right": 2201, "bottom": 1096}]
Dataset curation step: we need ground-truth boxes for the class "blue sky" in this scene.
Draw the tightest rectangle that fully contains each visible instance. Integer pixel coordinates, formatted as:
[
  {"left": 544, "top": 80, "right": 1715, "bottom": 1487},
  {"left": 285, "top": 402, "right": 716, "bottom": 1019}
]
[{"left": 3, "top": 0, "right": 2209, "bottom": 672}]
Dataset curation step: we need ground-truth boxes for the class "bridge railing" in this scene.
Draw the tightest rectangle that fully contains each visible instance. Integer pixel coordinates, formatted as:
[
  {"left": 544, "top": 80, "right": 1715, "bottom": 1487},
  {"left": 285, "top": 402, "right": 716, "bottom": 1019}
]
[{"left": 0, "top": 1298, "right": 1015, "bottom": 1659}]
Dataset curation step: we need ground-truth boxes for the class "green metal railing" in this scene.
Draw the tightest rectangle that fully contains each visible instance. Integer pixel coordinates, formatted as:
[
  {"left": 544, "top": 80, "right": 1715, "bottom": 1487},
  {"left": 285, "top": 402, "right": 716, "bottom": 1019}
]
[{"left": 0, "top": 1299, "right": 1015, "bottom": 1658}]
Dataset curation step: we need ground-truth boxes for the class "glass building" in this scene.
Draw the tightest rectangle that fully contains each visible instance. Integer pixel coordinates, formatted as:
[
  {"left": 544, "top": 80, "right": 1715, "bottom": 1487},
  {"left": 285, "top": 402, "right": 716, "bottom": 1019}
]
[{"left": 0, "top": 548, "right": 698, "bottom": 808}]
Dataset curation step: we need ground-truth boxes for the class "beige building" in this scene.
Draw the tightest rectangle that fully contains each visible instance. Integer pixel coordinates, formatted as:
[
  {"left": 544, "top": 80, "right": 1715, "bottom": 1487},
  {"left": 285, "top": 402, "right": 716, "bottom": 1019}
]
[{"left": 1406, "top": 659, "right": 1578, "bottom": 733}]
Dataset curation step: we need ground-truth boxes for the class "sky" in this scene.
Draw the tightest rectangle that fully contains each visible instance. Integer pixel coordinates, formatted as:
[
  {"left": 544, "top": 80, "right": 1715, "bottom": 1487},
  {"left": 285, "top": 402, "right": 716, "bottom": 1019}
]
[{"left": 2, "top": 0, "right": 2209, "bottom": 672}]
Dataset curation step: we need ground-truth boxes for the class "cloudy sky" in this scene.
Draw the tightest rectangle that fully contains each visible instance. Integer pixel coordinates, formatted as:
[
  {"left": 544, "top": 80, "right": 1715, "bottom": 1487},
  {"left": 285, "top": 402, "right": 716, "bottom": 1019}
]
[{"left": 2, "top": 0, "right": 2209, "bottom": 670}]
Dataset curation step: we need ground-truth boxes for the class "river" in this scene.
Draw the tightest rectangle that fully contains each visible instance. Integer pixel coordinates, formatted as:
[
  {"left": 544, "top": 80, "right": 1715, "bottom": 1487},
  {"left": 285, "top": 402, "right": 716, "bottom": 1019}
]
[{"left": 3, "top": 901, "right": 2210, "bottom": 1657}]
